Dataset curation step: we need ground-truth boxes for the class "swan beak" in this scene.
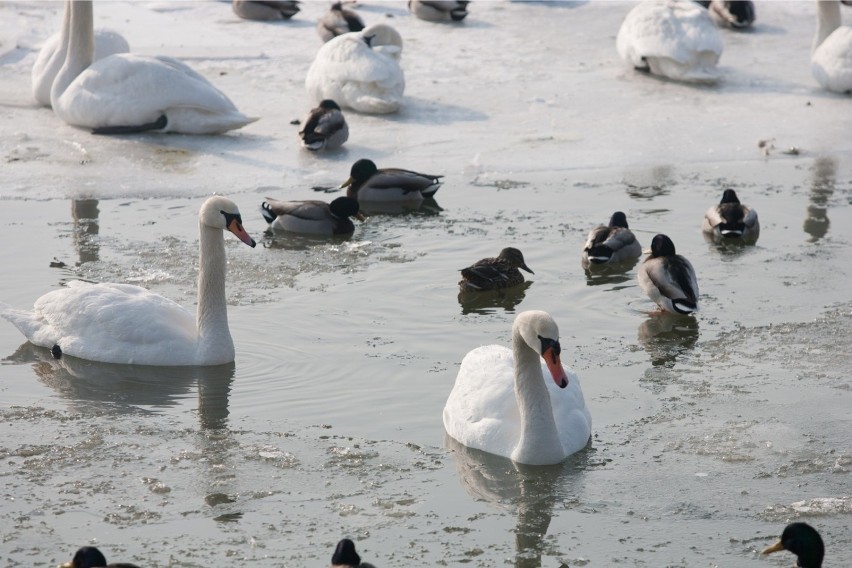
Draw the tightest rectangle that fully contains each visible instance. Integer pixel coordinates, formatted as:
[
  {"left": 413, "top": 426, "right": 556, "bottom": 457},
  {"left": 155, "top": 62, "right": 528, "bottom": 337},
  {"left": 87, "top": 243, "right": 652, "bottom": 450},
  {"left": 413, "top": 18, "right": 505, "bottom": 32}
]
[
  {"left": 761, "top": 540, "right": 785, "bottom": 555},
  {"left": 228, "top": 218, "right": 256, "bottom": 248},
  {"left": 542, "top": 346, "right": 568, "bottom": 388}
]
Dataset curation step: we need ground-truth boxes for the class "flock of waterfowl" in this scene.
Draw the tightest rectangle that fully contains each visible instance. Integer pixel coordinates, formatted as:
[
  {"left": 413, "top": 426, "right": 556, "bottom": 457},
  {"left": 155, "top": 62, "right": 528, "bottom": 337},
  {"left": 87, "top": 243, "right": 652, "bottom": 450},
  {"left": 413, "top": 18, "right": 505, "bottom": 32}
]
[{"left": 1, "top": 0, "right": 848, "bottom": 565}]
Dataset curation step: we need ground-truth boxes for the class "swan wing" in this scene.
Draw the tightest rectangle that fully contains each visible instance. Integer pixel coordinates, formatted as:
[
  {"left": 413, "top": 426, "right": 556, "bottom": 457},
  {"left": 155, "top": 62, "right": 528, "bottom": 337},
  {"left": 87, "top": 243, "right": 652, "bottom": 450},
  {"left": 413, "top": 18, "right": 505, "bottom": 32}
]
[
  {"left": 812, "top": 27, "right": 852, "bottom": 93},
  {"left": 547, "top": 366, "right": 592, "bottom": 456}
]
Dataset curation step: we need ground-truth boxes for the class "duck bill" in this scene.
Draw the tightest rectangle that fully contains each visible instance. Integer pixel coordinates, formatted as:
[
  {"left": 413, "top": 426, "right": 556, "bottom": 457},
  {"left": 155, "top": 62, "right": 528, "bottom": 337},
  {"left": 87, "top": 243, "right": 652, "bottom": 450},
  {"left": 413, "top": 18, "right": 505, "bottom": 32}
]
[
  {"left": 338, "top": 176, "right": 354, "bottom": 190},
  {"left": 355, "top": 212, "right": 367, "bottom": 222},
  {"left": 521, "top": 263, "right": 534, "bottom": 274},
  {"left": 542, "top": 346, "right": 568, "bottom": 388},
  {"left": 227, "top": 218, "right": 256, "bottom": 248},
  {"left": 761, "top": 540, "right": 785, "bottom": 555}
]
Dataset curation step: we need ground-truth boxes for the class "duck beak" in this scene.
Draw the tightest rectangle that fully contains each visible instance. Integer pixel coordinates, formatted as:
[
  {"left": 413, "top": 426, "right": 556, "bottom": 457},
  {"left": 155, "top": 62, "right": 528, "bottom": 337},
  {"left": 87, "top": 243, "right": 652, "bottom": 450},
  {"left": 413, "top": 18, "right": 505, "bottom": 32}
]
[
  {"left": 761, "top": 540, "right": 785, "bottom": 555},
  {"left": 520, "top": 263, "right": 534, "bottom": 275},
  {"left": 642, "top": 247, "right": 652, "bottom": 255},
  {"left": 227, "top": 218, "right": 256, "bottom": 248},
  {"left": 542, "top": 346, "right": 568, "bottom": 388},
  {"left": 59, "top": 563, "right": 73, "bottom": 568},
  {"left": 338, "top": 176, "right": 354, "bottom": 190},
  {"left": 355, "top": 212, "right": 366, "bottom": 222}
]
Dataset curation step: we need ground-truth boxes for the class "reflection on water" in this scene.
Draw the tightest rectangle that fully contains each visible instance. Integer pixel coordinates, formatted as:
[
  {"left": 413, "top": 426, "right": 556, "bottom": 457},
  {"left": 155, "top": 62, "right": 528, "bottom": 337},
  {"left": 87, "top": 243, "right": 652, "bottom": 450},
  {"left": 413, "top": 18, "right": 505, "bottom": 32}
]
[
  {"left": 262, "top": 229, "right": 355, "bottom": 252},
  {"left": 702, "top": 230, "right": 759, "bottom": 255},
  {"left": 4, "top": 342, "right": 234, "bottom": 430},
  {"left": 359, "top": 197, "right": 443, "bottom": 216},
  {"left": 457, "top": 281, "right": 532, "bottom": 315},
  {"left": 637, "top": 313, "right": 700, "bottom": 368},
  {"left": 71, "top": 198, "right": 99, "bottom": 265},
  {"left": 583, "top": 256, "right": 639, "bottom": 286},
  {"left": 804, "top": 157, "right": 836, "bottom": 242},
  {"left": 444, "top": 434, "right": 586, "bottom": 568},
  {"left": 622, "top": 164, "right": 675, "bottom": 200}
]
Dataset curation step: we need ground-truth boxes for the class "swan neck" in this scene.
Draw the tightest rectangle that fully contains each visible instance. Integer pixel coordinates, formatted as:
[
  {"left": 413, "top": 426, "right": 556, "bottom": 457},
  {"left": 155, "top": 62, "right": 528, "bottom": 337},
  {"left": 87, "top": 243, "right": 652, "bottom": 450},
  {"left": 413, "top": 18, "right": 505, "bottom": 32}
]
[
  {"left": 813, "top": 1, "right": 841, "bottom": 53},
  {"left": 511, "top": 326, "right": 563, "bottom": 464},
  {"left": 51, "top": 0, "right": 94, "bottom": 104},
  {"left": 196, "top": 222, "right": 233, "bottom": 361}
]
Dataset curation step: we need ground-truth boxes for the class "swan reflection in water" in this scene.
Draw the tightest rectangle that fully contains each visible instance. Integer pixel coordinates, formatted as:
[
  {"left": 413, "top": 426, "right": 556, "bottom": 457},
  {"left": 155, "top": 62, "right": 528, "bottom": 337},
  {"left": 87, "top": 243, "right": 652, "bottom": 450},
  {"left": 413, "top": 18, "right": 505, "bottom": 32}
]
[
  {"left": 458, "top": 281, "right": 532, "bottom": 315},
  {"left": 637, "top": 313, "right": 700, "bottom": 368},
  {"left": 5, "top": 342, "right": 234, "bottom": 430},
  {"left": 71, "top": 198, "right": 100, "bottom": 265},
  {"left": 804, "top": 157, "right": 836, "bottom": 243},
  {"left": 444, "top": 434, "right": 588, "bottom": 568}
]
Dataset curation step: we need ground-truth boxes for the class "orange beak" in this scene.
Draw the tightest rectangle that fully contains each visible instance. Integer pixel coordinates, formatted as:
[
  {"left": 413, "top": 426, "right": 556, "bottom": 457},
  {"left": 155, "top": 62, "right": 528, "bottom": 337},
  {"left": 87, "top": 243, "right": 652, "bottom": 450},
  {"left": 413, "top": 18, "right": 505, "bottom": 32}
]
[
  {"left": 542, "top": 346, "right": 568, "bottom": 388},
  {"left": 227, "top": 218, "right": 256, "bottom": 247}
]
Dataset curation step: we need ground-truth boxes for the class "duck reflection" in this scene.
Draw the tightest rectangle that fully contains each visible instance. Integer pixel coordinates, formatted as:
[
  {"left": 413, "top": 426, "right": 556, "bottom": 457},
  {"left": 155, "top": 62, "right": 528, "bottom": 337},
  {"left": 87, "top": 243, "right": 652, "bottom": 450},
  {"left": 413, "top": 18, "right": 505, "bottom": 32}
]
[
  {"left": 71, "top": 198, "right": 100, "bottom": 265},
  {"left": 444, "top": 434, "right": 587, "bottom": 568},
  {"left": 262, "top": 229, "right": 355, "bottom": 252},
  {"left": 5, "top": 342, "right": 233, "bottom": 430},
  {"left": 458, "top": 281, "right": 532, "bottom": 315},
  {"left": 358, "top": 196, "right": 443, "bottom": 216},
  {"left": 637, "top": 313, "right": 699, "bottom": 368},
  {"left": 583, "top": 256, "right": 639, "bottom": 286},
  {"left": 804, "top": 157, "right": 836, "bottom": 243}
]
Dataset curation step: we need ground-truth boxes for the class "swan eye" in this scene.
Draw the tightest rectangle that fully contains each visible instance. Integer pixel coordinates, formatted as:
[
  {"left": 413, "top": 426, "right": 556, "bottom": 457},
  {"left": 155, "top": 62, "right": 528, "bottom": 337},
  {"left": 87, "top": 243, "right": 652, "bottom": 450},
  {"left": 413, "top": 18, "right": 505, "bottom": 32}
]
[
  {"left": 538, "top": 336, "right": 561, "bottom": 361},
  {"left": 220, "top": 210, "right": 243, "bottom": 226}
]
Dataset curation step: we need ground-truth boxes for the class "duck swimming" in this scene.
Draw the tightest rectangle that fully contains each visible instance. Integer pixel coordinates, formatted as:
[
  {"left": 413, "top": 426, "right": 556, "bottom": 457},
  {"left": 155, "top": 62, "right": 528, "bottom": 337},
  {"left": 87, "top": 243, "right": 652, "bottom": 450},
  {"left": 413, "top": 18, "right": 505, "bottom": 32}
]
[
  {"left": 581, "top": 211, "right": 642, "bottom": 268},
  {"left": 459, "top": 247, "right": 533, "bottom": 292},
  {"left": 338, "top": 158, "right": 442, "bottom": 203},
  {"left": 762, "top": 522, "right": 825, "bottom": 568},
  {"left": 261, "top": 196, "right": 364, "bottom": 236},
  {"left": 702, "top": 188, "right": 759, "bottom": 243},
  {"left": 637, "top": 234, "right": 699, "bottom": 315}
]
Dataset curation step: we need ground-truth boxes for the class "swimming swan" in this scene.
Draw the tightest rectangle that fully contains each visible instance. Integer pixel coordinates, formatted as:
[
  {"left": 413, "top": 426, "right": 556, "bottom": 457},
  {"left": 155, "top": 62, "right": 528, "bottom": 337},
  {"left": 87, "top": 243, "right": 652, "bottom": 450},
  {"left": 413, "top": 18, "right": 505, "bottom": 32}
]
[
  {"left": 637, "top": 233, "right": 699, "bottom": 315},
  {"left": 305, "top": 23, "right": 405, "bottom": 114},
  {"left": 50, "top": 0, "right": 256, "bottom": 134},
  {"left": 443, "top": 310, "right": 592, "bottom": 465},
  {"left": 0, "top": 196, "right": 256, "bottom": 366},
  {"left": 31, "top": 1, "right": 129, "bottom": 108},
  {"left": 811, "top": 0, "right": 852, "bottom": 94},
  {"left": 616, "top": 0, "right": 723, "bottom": 83}
]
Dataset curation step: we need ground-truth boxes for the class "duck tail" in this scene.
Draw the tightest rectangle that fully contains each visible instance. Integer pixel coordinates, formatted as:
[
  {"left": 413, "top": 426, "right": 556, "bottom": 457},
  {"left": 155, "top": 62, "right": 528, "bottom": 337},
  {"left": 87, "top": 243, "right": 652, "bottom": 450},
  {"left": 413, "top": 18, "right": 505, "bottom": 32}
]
[{"left": 260, "top": 201, "right": 276, "bottom": 224}]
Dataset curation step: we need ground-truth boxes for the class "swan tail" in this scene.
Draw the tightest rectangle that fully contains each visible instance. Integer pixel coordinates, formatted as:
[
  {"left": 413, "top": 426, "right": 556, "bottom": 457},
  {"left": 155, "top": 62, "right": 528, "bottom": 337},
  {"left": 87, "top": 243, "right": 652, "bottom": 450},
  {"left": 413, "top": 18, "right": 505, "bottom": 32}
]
[{"left": 92, "top": 114, "right": 168, "bottom": 135}]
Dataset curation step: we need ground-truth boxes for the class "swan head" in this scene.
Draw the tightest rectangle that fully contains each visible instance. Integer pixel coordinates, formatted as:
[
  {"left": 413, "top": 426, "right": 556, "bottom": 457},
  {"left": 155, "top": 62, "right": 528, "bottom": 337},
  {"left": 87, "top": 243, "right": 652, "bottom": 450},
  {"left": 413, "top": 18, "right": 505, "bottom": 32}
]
[
  {"left": 360, "top": 23, "right": 403, "bottom": 51},
  {"left": 609, "top": 211, "right": 629, "bottom": 229},
  {"left": 514, "top": 310, "right": 568, "bottom": 388},
  {"left": 200, "top": 196, "right": 256, "bottom": 247}
]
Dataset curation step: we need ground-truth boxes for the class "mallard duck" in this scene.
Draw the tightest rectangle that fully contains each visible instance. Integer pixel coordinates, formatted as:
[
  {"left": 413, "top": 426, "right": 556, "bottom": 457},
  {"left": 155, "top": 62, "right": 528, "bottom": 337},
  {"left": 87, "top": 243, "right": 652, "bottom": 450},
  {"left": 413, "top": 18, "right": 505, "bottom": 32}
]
[
  {"left": 697, "top": 1, "right": 755, "bottom": 29},
  {"left": 0, "top": 196, "right": 256, "bottom": 365},
  {"left": 305, "top": 23, "right": 404, "bottom": 114},
  {"left": 338, "top": 159, "right": 442, "bottom": 203},
  {"left": 762, "top": 522, "right": 825, "bottom": 568},
  {"left": 331, "top": 538, "right": 376, "bottom": 568},
  {"left": 261, "top": 196, "right": 363, "bottom": 236},
  {"left": 299, "top": 99, "right": 349, "bottom": 151},
  {"left": 443, "top": 310, "right": 592, "bottom": 465},
  {"left": 811, "top": 1, "right": 852, "bottom": 94},
  {"left": 459, "top": 247, "right": 533, "bottom": 292},
  {"left": 637, "top": 234, "right": 699, "bottom": 314},
  {"left": 317, "top": 2, "right": 365, "bottom": 42},
  {"left": 409, "top": 1, "right": 470, "bottom": 22},
  {"left": 50, "top": 1, "right": 255, "bottom": 134},
  {"left": 60, "top": 546, "right": 140, "bottom": 568},
  {"left": 702, "top": 189, "right": 759, "bottom": 242},
  {"left": 616, "top": 0, "right": 723, "bottom": 83},
  {"left": 581, "top": 211, "right": 642, "bottom": 267},
  {"left": 232, "top": 0, "right": 300, "bottom": 20}
]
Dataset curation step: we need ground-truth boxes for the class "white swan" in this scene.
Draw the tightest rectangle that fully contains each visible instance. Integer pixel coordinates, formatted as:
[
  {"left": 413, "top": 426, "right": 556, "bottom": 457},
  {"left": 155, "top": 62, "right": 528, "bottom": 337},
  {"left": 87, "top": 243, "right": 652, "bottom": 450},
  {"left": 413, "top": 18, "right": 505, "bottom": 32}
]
[
  {"left": 50, "top": 0, "right": 256, "bottom": 134},
  {"left": 305, "top": 22, "right": 405, "bottom": 114},
  {"left": 31, "top": 1, "right": 129, "bottom": 108},
  {"left": 0, "top": 196, "right": 256, "bottom": 366},
  {"left": 443, "top": 310, "right": 592, "bottom": 466},
  {"left": 812, "top": 0, "right": 852, "bottom": 94},
  {"left": 616, "top": 0, "right": 723, "bottom": 84}
]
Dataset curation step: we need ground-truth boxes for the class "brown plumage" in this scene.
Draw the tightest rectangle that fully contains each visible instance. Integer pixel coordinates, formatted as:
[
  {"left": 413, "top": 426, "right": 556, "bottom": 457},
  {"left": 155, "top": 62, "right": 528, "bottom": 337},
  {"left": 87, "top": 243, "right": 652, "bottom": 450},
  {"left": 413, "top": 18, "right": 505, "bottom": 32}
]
[{"left": 459, "top": 247, "right": 534, "bottom": 292}]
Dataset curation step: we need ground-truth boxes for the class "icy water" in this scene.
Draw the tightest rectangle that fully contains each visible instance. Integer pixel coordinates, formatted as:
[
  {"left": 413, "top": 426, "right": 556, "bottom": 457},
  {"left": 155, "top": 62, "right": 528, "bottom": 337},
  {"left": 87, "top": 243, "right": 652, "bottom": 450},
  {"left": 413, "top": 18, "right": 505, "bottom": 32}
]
[{"left": 1, "top": 1, "right": 852, "bottom": 567}]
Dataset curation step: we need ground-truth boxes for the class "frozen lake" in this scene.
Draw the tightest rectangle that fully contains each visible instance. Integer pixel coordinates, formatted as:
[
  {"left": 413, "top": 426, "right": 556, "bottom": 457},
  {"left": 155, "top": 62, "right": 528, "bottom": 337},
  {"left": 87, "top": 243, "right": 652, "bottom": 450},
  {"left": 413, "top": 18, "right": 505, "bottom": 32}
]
[{"left": 1, "top": 1, "right": 851, "bottom": 566}]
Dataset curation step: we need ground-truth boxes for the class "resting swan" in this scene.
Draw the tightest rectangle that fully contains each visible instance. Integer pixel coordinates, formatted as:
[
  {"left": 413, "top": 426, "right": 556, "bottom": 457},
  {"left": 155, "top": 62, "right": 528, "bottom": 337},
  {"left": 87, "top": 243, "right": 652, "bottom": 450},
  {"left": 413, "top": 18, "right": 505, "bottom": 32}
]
[
  {"left": 305, "top": 23, "right": 405, "bottom": 114},
  {"left": 50, "top": 0, "right": 256, "bottom": 134},
  {"left": 443, "top": 310, "right": 592, "bottom": 465},
  {"left": 31, "top": 1, "right": 129, "bottom": 108},
  {"left": 812, "top": 0, "right": 852, "bottom": 94},
  {"left": 0, "top": 196, "right": 256, "bottom": 366},
  {"left": 616, "top": 0, "right": 723, "bottom": 83}
]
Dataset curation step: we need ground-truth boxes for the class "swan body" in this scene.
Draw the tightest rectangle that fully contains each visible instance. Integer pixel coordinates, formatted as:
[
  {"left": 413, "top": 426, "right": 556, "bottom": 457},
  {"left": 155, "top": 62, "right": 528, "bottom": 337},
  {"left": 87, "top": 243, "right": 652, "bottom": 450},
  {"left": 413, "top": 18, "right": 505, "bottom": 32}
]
[
  {"left": 50, "top": 1, "right": 256, "bottom": 134},
  {"left": 443, "top": 310, "right": 592, "bottom": 465},
  {"left": 616, "top": 0, "right": 723, "bottom": 83},
  {"left": 331, "top": 538, "right": 377, "bottom": 568},
  {"left": 232, "top": 0, "right": 300, "bottom": 20},
  {"left": 581, "top": 211, "right": 642, "bottom": 267},
  {"left": 637, "top": 233, "right": 699, "bottom": 314},
  {"left": 261, "top": 196, "right": 363, "bottom": 235},
  {"left": 812, "top": 1, "right": 852, "bottom": 94},
  {"left": 459, "top": 247, "right": 534, "bottom": 292},
  {"left": 409, "top": 0, "right": 470, "bottom": 22},
  {"left": 32, "top": 13, "right": 129, "bottom": 108},
  {"left": 762, "top": 522, "right": 825, "bottom": 568},
  {"left": 339, "top": 158, "right": 442, "bottom": 202},
  {"left": 306, "top": 23, "right": 405, "bottom": 114},
  {"left": 60, "top": 546, "right": 140, "bottom": 568},
  {"left": 0, "top": 196, "right": 256, "bottom": 366},
  {"left": 299, "top": 99, "right": 349, "bottom": 150},
  {"left": 702, "top": 188, "right": 759, "bottom": 242},
  {"left": 317, "top": 2, "right": 365, "bottom": 42}
]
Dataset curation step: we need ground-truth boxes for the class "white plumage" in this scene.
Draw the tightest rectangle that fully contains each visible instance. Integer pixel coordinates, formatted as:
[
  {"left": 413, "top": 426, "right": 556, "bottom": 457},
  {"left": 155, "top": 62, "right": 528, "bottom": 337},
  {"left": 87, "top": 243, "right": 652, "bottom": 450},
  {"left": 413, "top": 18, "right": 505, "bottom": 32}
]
[
  {"left": 812, "top": 1, "right": 852, "bottom": 94},
  {"left": 616, "top": 0, "right": 723, "bottom": 83},
  {"left": 305, "top": 23, "right": 405, "bottom": 114},
  {"left": 443, "top": 311, "right": 591, "bottom": 466}
]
